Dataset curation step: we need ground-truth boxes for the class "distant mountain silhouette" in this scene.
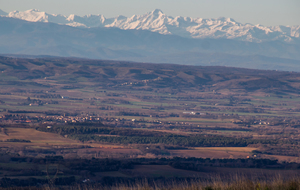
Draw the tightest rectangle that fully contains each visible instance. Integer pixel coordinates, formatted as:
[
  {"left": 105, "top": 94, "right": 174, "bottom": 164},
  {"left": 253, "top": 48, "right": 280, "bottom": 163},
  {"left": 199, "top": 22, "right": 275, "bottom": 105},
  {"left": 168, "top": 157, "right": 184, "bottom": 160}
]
[{"left": 0, "top": 17, "right": 300, "bottom": 71}]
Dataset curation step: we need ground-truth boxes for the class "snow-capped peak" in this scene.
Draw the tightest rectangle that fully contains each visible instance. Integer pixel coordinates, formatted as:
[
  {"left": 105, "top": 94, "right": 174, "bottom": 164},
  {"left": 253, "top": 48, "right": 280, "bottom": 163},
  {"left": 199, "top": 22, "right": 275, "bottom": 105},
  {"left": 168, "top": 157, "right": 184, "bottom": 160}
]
[
  {"left": 8, "top": 9, "right": 48, "bottom": 22},
  {"left": 115, "top": 15, "right": 127, "bottom": 20},
  {"left": 151, "top": 9, "right": 164, "bottom": 15},
  {"left": 28, "top": 9, "right": 41, "bottom": 12},
  {"left": 226, "top": 18, "right": 236, "bottom": 23}
]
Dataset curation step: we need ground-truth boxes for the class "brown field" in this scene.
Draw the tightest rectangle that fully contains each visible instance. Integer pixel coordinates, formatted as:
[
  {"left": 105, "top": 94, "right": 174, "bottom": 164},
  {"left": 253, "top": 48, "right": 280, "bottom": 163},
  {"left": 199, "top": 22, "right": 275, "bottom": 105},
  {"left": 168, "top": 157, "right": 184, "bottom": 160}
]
[
  {"left": 0, "top": 128, "right": 142, "bottom": 158},
  {"left": 193, "top": 147, "right": 258, "bottom": 152},
  {"left": 261, "top": 154, "right": 300, "bottom": 163},
  {"left": 0, "top": 128, "right": 126, "bottom": 149},
  {"left": 169, "top": 147, "right": 257, "bottom": 159},
  {"left": 2, "top": 128, "right": 299, "bottom": 162},
  {"left": 0, "top": 128, "right": 80, "bottom": 146},
  {"left": 1, "top": 56, "right": 300, "bottom": 186}
]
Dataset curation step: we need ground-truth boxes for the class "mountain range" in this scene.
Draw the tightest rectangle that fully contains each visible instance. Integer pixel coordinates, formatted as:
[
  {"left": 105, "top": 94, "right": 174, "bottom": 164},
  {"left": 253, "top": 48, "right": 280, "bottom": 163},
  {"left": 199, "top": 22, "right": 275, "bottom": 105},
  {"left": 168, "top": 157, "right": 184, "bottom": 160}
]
[
  {"left": 0, "top": 9, "right": 300, "bottom": 71},
  {"left": 3, "top": 9, "right": 300, "bottom": 43}
]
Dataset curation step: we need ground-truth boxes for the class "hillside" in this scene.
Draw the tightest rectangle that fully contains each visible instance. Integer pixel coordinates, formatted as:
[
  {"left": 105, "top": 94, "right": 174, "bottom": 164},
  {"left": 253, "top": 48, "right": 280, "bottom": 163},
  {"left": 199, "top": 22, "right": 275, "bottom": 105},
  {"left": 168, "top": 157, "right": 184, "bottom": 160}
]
[
  {"left": 1, "top": 56, "right": 300, "bottom": 185},
  {"left": 0, "top": 56, "right": 299, "bottom": 94}
]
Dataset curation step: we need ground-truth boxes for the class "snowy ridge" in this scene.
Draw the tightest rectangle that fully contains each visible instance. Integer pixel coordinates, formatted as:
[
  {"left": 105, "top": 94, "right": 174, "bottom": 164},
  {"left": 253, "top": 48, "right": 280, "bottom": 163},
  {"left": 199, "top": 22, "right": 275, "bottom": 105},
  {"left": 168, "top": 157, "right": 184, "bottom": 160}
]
[
  {"left": 8, "top": 9, "right": 66, "bottom": 23},
  {"left": 5, "top": 9, "right": 300, "bottom": 43}
]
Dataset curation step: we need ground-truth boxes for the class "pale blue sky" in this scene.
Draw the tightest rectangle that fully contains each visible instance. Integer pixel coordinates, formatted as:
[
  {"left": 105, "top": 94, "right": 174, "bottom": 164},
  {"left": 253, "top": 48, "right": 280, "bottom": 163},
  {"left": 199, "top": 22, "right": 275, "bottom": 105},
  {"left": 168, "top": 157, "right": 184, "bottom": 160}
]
[{"left": 1, "top": 0, "right": 299, "bottom": 26}]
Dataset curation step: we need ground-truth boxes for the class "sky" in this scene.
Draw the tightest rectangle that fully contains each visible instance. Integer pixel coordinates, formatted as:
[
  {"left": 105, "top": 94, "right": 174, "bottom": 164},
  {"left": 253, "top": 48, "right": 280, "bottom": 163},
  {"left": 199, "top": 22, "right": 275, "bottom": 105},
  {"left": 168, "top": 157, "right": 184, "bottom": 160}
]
[{"left": 1, "top": 0, "right": 300, "bottom": 26}]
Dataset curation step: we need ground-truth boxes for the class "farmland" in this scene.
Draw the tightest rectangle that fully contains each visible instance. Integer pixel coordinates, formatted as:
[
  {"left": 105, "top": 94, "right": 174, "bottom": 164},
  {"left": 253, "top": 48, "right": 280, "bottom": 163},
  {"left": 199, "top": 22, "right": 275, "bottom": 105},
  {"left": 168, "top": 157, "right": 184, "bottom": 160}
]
[{"left": 1, "top": 56, "right": 300, "bottom": 186}]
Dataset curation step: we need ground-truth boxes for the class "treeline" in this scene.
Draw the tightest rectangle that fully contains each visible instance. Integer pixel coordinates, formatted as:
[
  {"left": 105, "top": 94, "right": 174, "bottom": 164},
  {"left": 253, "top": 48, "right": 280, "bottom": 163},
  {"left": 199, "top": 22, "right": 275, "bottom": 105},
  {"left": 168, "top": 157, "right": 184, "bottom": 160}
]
[
  {"left": 8, "top": 156, "right": 300, "bottom": 171},
  {"left": 2, "top": 155, "right": 300, "bottom": 187},
  {"left": 116, "top": 111, "right": 149, "bottom": 117},
  {"left": 253, "top": 146, "right": 300, "bottom": 157},
  {"left": 0, "top": 177, "right": 75, "bottom": 187},
  {"left": 69, "top": 134, "right": 278, "bottom": 147},
  {"left": 34, "top": 93, "right": 62, "bottom": 99},
  {"left": 168, "top": 157, "right": 298, "bottom": 170},
  {"left": 146, "top": 157, "right": 299, "bottom": 170},
  {"left": 5, "top": 139, "right": 31, "bottom": 143},
  {"left": 36, "top": 125, "right": 282, "bottom": 147},
  {"left": 9, "top": 156, "right": 134, "bottom": 173},
  {"left": 64, "top": 158, "right": 134, "bottom": 172},
  {"left": 37, "top": 125, "right": 165, "bottom": 137}
]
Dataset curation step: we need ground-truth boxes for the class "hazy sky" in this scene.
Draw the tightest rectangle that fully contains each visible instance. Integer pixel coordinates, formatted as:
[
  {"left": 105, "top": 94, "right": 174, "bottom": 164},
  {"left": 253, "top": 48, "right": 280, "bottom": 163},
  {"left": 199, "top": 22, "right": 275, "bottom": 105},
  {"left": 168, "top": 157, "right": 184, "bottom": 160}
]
[{"left": 1, "top": 0, "right": 299, "bottom": 26}]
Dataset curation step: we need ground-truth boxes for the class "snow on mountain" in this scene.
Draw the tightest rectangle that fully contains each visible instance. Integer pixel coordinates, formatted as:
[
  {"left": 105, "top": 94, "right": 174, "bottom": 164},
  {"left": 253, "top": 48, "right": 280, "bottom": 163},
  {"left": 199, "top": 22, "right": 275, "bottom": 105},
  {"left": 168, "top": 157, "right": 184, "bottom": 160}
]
[
  {"left": 66, "top": 14, "right": 112, "bottom": 27},
  {"left": 8, "top": 9, "right": 68, "bottom": 23},
  {"left": 270, "top": 25, "right": 300, "bottom": 38},
  {"left": 5, "top": 9, "right": 300, "bottom": 43}
]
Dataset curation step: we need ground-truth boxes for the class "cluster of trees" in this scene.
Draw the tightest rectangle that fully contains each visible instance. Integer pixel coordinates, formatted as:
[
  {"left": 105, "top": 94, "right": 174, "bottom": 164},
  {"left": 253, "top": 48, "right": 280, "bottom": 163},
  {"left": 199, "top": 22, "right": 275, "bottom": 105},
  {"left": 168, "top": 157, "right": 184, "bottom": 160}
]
[
  {"left": 37, "top": 125, "right": 164, "bottom": 137},
  {"left": 34, "top": 94, "right": 62, "bottom": 99},
  {"left": 3, "top": 155, "right": 300, "bottom": 187},
  {"left": 69, "top": 134, "right": 278, "bottom": 147},
  {"left": 64, "top": 158, "right": 134, "bottom": 172},
  {"left": 36, "top": 125, "right": 285, "bottom": 147},
  {"left": 9, "top": 156, "right": 134, "bottom": 173},
  {"left": 168, "top": 158, "right": 290, "bottom": 170},
  {"left": 0, "top": 177, "right": 75, "bottom": 187},
  {"left": 116, "top": 111, "right": 149, "bottom": 117},
  {"left": 7, "top": 156, "right": 300, "bottom": 173},
  {"left": 253, "top": 145, "right": 300, "bottom": 157},
  {"left": 5, "top": 139, "right": 31, "bottom": 143}
]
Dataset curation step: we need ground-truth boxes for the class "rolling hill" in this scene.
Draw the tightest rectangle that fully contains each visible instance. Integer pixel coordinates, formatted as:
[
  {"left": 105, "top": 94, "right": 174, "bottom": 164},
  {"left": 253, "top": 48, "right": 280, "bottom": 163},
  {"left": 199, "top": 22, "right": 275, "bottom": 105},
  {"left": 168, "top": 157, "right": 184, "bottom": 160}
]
[{"left": 0, "top": 56, "right": 299, "bottom": 94}]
